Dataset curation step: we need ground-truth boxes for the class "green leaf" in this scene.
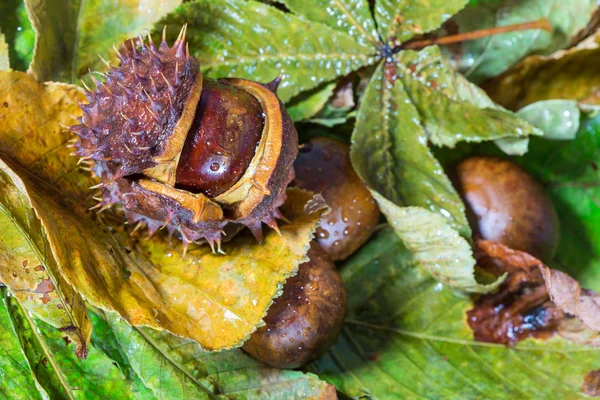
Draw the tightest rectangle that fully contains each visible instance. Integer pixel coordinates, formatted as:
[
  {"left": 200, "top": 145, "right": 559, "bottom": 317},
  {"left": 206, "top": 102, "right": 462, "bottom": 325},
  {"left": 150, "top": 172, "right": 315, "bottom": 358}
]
[
  {"left": 280, "top": 0, "right": 380, "bottom": 47},
  {"left": 24, "top": 0, "right": 182, "bottom": 83},
  {"left": 2, "top": 289, "right": 136, "bottom": 400},
  {"left": 372, "top": 192, "right": 502, "bottom": 293},
  {"left": 0, "top": 1, "right": 34, "bottom": 71},
  {"left": 483, "top": 33, "right": 600, "bottom": 110},
  {"left": 287, "top": 82, "right": 336, "bottom": 122},
  {"left": 395, "top": 46, "right": 540, "bottom": 148},
  {"left": 516, "top": 100, "right": 581, "bottom": 140},
  {"left": 90, "top": 312, "right": 156, "bottom": 399},
  {"left": 105, "top": 313, "right": 336, "bottom": 399},
  {"left": 440, "top": 0, "right": 598, "bottom": 84},
  {"left": 158, "top": 0, "right": 378, "bottom": 102},
  {"left": 309, "top": 227, "right": 600, "bottom": 398},
  {"left": 0, "top": 166, "right": 92, "bottom": 358},
  {"left": 375, "top": 0, "right": 468, "bottom": 43},
  {"left": 350, "top": 61, "right": 470, "bottom": 236},
  {"left": 0, "top": 294, "right": 42, "bottom": 400},
  {"left": 494, "top": 136, "right": 530, "bottom": 156}
]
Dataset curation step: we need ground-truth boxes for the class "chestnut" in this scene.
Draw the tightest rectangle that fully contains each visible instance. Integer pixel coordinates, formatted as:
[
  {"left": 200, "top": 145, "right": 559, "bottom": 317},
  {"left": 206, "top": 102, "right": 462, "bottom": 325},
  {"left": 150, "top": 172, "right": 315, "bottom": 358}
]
[
  {"left": 293, "top": 137, "right": 380, "bottom": 261},
  {"left": 455, "top": 156, "right": 559, "bottom": 262},
  {"left": 175, "top": 78, "right": 265, "bottom": 198},
  {"left": 242, "top": 243, "right": 346, "bottom": 369}
]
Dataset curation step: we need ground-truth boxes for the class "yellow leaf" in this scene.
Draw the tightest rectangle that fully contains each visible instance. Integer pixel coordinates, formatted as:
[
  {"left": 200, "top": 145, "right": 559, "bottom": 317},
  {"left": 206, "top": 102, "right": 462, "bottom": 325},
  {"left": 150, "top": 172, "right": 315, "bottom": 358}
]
[{"left": 0, "top": 71, "right": 322, "bottom": 350}]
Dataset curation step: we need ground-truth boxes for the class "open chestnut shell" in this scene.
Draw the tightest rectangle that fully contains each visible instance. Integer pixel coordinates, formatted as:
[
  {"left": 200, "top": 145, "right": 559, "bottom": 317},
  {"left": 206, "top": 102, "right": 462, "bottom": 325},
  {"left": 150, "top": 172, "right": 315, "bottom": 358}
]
[
  {"left": 242, "top": 242, "right": 346, "bottom": 368},
  {"left": 71, "top": 29, "right": 297, "bottom": 249}
]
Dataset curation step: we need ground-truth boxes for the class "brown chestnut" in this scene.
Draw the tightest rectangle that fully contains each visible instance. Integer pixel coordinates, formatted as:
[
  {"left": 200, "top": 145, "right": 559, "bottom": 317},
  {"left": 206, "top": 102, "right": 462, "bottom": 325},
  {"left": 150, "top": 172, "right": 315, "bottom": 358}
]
[
  {"left": 455, "top": 156, "right": 559, "bottom": 262},
  {"left": 242, "top": 243, "right": 346, "bottom": 369},
  {"left": 293, "top": 137, "right": 380, "bottom": 261},
  {"left": 175, "top": 79, "right": 264, "bottom": 198}
]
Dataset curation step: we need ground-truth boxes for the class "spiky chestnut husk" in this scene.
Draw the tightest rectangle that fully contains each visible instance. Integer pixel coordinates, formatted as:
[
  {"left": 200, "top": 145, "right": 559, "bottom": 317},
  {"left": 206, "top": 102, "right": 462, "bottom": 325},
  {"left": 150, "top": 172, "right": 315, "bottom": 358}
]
[{"left": 71, "top": 28, "right": 297, "bottom": 249}]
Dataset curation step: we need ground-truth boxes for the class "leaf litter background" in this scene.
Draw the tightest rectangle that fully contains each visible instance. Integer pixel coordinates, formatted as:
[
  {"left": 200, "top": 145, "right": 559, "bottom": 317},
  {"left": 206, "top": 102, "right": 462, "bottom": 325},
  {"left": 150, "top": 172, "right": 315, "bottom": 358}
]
[{"left": 1, "top": 0, "right": 600, "bottom": 398}]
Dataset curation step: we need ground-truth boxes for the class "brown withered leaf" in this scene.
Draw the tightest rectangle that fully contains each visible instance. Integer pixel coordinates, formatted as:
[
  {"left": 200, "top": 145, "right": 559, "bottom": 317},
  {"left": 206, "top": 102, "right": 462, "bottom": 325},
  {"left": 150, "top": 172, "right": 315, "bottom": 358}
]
[
  {"left": 583, "top": 369, "right": 600, "bottom": 397},
  {"left": 476, "top": 240, "right": 600, "bottom": 339},
  {"left": 0, "top": 70, "right": 325, "bottom": 350},
  {"left": 483, "top": 32, "right": 600, "bottom": 110}
]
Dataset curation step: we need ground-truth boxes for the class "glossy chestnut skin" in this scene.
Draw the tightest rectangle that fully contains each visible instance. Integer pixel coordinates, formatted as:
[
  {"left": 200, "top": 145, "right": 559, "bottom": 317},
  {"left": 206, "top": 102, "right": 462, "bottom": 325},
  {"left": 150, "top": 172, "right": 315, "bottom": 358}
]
[
  {"left": 293, "top": 137, "right": 380, "bottom": 261},
  {"left": 175, "top": 78, "right": 264, "bottom": 197},
  {"left": 243, "top": 243, "right": 346, "bottom": 369},
  {"left": 455, "top": 156, "right": 559, "bottom": 262}
]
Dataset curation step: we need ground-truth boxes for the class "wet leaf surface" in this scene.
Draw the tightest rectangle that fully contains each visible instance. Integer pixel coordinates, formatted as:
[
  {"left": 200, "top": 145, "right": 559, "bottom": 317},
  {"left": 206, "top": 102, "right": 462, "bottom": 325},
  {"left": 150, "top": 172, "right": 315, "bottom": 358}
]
[
  {"left": 309, "top": 228, "right": 600, "bottom": 399},
  {"left": 158, "top": 0, "right": 379, "bottom": 102},
  {"left": 103, "top": 312, "right": 336, "bottom": 399}
]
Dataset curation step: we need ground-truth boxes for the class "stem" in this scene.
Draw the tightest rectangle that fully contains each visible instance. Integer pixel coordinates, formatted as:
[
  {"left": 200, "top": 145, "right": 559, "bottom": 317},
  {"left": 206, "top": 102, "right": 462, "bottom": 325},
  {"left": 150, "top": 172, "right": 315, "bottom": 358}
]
[{"left": 400, "top": 18, "right": 552, "bottom": 51}]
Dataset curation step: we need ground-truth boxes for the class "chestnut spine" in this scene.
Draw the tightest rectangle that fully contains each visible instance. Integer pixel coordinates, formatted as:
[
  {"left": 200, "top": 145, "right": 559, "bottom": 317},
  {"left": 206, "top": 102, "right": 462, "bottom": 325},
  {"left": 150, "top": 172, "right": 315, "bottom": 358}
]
[{"left": 71, "top": 26, "right": 298, "bottom": 252}]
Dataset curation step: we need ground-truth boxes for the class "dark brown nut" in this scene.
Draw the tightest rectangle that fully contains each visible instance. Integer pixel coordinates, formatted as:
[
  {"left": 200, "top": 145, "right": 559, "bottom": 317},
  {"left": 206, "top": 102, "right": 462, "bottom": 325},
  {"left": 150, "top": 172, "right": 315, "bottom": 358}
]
[
  {"left": 242, "top": 242, "right": 346, "bottom": 369},
  {"left": 175, "top": 78, "right": 265, "bottom": 198},
  {"left": 70, "top": 29, "right": 297, "bottom": 249},
  {"left": 293, "top": 137, "right": 380, "bottom": 261},
  {"left": 455, "top": 156, "right": 559, "bottom": 262}
]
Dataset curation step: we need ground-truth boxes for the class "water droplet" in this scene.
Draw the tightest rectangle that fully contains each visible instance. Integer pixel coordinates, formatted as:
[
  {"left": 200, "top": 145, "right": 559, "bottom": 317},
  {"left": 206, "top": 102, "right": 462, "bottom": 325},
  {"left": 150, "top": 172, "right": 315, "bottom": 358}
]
[{"left": 210, "top": 162, "right": 220, "bottom": 171}]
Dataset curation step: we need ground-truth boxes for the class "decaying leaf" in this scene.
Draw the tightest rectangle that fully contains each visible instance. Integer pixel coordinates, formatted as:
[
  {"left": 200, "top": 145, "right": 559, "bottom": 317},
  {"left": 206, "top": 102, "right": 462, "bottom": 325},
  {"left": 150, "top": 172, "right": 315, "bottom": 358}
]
[
  {"left": 476, "top": 240, "right": 600, "bottom": 336},
  {"left": 583, "top": 369, "right": 600, "bottom": 397},
  {"left": 309, "top": 227, "right": 600, "bottom": 398},
  {"left": 484, "top": 32, "right": 600, "bottom": 110},
  {"left": 0, "top": 167, "right": 91, "bottom": 359},
  {"left": 25, "top": 0, "right": 182, "bottom": 82},
  {"left": 0, "top": 70, "right": 325, "bottom": 350}
]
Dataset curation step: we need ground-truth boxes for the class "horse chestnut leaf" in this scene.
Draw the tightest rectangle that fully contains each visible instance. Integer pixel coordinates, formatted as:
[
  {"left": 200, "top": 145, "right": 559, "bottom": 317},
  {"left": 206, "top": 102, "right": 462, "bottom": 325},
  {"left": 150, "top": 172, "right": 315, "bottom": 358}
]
[
  {"left": 293, "top": 137, "right": 380, "bottom": 261},
  {"left": 455, "top": 156, "right": 559, "bottom": 262},
  {"left": 242, "top": 242, "right": 346, "bottom": 368},
  {"left": 71, "top": 29, "right": 297, "bottom": 249}
]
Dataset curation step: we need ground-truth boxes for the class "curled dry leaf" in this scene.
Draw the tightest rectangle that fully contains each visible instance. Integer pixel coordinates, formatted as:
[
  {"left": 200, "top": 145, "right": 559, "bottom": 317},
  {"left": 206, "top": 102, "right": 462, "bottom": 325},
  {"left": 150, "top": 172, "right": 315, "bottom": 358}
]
[
  {"left": 483, "top": 32, "right": 600, "bottom": 110},
  {"left": 474, "top": 239, "right": 600, "bottom": 345},
  {"left": 0, "top": 70, "right": 326, "bottom": 350}
]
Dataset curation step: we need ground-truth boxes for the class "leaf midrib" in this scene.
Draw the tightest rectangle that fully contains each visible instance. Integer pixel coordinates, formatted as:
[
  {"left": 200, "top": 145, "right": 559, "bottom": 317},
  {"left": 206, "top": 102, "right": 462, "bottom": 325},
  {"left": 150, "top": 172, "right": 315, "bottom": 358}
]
[
  {"left": 16, "top": 297, "right": 76, "bottom": 400},
  {"left": 345, "top": 319, "right": 600, "bottom": 353}
]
